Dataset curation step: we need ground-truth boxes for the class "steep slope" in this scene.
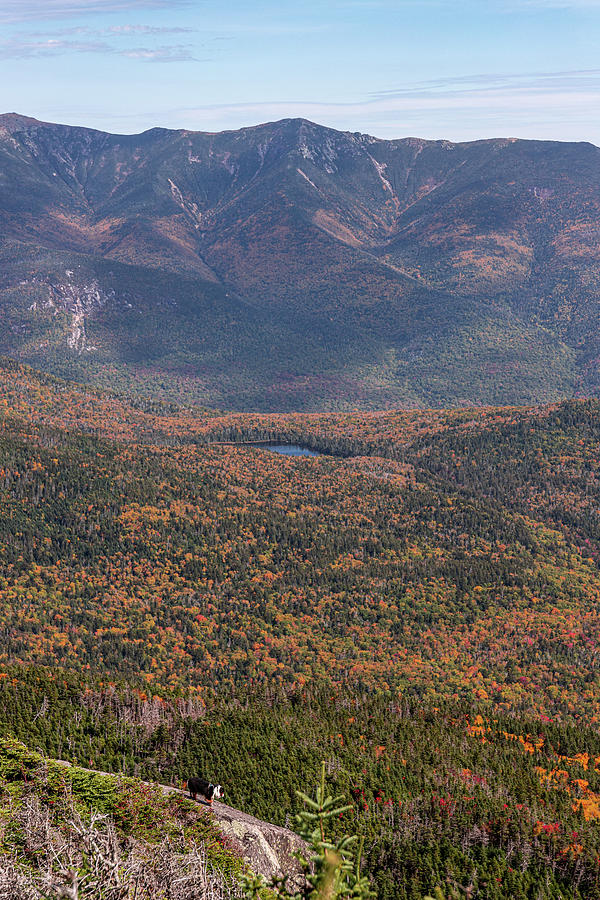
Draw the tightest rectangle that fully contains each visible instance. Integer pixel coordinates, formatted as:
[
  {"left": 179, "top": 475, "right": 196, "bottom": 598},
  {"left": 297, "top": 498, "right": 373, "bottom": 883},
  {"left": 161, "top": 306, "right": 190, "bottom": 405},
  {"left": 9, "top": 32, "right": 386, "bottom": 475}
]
[
  {"left": 0, "top": 114, "right": 597, "bottom": 409},
  {"left": 0, "top": 736, "right": 305, "bottom": 898}
]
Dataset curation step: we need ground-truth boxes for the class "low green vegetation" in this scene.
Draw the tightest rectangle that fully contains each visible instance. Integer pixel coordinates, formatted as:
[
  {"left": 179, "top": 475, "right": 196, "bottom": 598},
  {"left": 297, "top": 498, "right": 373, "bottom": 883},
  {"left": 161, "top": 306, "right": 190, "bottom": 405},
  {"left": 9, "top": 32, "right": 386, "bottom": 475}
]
[
  {"left": 243, "top": 764, "right": 374, "bottom": 900},
  {"left": 0, "top": 734, "right": 245, "bottom": 899}
]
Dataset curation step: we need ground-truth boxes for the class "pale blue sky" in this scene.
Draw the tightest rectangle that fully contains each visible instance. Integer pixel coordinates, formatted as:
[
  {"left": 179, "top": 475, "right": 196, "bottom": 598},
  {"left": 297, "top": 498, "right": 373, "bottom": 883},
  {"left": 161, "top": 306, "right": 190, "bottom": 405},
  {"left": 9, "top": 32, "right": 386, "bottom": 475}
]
[{"left": 0, "top": 0, "right": 599, "bottom": 143}]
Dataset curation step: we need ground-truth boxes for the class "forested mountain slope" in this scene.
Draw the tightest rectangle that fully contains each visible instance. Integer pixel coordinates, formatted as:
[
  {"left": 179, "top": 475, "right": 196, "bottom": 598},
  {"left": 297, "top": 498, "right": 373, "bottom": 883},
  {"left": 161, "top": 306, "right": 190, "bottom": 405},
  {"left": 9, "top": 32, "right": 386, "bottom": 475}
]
[
  {"left": 1, "top": 358, "right": 599, "bottom": 718},
  {"left": 3, "top": 673, "right": 600, "bottom": 899},
  {"left": 0, "top": 114, "right": 598, "bottom": 409},
  {"left": 2, "top": 362, "right": 600, "bottom": 896}
]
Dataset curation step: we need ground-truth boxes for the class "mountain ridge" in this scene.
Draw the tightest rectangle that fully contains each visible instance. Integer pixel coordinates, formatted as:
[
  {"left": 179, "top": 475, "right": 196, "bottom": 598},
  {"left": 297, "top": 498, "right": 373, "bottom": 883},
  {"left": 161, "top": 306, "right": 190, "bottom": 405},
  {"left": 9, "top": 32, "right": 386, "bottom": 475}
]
[
  {"left": 4, "top": 110, "right": 598, "bottom": 147},
  {"left": 0, "top": 112, "right": 598, "bottom": 410}
]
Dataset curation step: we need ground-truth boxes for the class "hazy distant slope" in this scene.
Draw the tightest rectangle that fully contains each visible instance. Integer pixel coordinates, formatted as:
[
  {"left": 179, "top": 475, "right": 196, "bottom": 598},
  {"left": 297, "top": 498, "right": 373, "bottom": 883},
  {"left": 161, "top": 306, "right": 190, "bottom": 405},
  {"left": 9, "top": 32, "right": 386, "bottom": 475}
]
[{"left": 0, "top": 113, "right": 597, "bottom": 409}]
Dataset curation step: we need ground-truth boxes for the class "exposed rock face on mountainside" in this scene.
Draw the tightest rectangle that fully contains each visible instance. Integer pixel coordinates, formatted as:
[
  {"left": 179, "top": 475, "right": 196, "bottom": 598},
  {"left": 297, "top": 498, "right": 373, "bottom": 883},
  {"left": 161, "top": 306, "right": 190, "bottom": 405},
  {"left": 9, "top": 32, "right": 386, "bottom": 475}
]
[
  {"left": 1, "top": 113, "right": 599, "bottom": 410},
  {"left": 141, "top": 787, "right": 306, "bottom": 887},
  {"left": 210, "top": 800, "right": 305, "bottom": 886}
]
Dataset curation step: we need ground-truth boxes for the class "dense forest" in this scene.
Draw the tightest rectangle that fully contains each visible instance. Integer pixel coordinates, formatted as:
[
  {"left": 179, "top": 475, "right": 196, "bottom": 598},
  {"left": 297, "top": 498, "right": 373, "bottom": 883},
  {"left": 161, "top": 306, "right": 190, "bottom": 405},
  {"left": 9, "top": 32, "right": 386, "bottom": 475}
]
[
  {"left": 3, "top": 669, "right": 600, "bottom": 899},
  {"left": 2, "top": 358, "right": 600, "bottom": 897}
]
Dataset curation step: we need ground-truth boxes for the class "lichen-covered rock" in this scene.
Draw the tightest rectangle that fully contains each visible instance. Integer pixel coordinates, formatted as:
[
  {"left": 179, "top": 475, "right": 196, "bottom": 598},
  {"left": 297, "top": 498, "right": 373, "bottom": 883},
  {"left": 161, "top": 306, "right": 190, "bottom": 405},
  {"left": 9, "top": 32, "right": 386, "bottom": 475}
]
[{"left": 211, "top": 800, "right": 306, "bottom": 888}]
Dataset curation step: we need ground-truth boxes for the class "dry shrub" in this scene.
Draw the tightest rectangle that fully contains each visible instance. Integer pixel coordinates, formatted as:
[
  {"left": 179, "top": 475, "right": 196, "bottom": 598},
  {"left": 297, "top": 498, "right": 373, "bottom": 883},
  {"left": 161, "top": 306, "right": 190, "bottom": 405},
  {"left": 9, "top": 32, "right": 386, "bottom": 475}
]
[{"left": 1, "top": 798, "right": 244, "bottom": 900}]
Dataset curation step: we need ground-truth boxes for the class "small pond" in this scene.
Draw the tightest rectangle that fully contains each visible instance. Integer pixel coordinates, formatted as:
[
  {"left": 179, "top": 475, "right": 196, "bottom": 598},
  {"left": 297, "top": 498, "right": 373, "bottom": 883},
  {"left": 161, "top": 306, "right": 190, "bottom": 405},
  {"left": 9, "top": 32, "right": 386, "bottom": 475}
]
[{"left": 257, "top": 443, "right": 322, "bottom": 457}]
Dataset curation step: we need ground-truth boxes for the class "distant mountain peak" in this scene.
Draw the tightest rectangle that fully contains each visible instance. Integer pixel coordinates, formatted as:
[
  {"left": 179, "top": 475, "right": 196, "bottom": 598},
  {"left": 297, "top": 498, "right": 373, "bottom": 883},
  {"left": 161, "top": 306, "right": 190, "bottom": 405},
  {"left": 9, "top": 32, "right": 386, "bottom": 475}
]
[{"left": 0, "top": 112, "right": 46, "bottom": 131}]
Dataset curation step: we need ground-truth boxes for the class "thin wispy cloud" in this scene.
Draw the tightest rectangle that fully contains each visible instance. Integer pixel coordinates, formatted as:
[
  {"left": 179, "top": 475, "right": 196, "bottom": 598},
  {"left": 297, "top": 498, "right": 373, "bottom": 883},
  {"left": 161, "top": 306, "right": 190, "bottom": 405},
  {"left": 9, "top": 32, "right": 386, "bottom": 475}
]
[
  {"left": 107, "top": 24, "right": 194, "bottom": 33},
  {"left": 29, "top": 24, "right": 196, "bottom": 35},
  {"left": 0, "top": 0, "right": 190, "bottom": 24},
  {"left": 0, "top": 35, "right": 197, "bottom": 61},
  {"left": 338, "top": 0, "right": 600, "bottom": 8},
  {"left": 158, "top": 68, "right": 600, "bottom": 118},
  {"left": 0, "top": 37, "right": 109, "bottom": 58},
  {"left": 375, "top": 0, "right": 600, "bottom": 5},
  {"left": 142, "top": 66, "right": 598, "bottom": 144},
  {"left": 174, "top": 91, "right": 598, "bottom": 122},
  {"left": 370, "top": 69, "right": 600, "bottom": 103},
  {"left": 121, "top": 44, "right": 198, "bottom": 61},
  {"left": 517, "top": 0, "right": 600, "bottom": 7}
]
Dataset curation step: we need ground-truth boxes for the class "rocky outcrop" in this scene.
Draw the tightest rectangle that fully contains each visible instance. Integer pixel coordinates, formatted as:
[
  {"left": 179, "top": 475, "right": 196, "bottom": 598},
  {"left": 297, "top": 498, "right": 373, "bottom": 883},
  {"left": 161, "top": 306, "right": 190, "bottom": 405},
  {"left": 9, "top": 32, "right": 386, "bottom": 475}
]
[
  {"left": 26, "top": 270, "right": 116, "bottom": 353},
  {"left": 210, "top": 800, "right": 306, "bottom": 888},
  {"left": 54, "top": 758, "right": 306, "bottom": 888}
]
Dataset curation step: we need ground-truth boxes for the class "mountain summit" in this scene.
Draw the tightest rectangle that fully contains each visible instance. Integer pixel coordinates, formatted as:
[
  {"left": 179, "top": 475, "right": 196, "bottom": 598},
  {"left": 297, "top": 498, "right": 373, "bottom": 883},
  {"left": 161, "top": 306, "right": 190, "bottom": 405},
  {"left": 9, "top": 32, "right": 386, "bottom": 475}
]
[{"left": 1, "top": 114, "right": 598, "bottom": 410}]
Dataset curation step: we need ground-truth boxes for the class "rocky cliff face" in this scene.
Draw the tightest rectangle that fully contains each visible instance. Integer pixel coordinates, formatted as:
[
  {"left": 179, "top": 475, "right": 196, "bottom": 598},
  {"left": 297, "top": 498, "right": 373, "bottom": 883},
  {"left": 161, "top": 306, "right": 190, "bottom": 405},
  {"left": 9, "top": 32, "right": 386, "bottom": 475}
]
[{"left": 210, "top": 800, "right": 306, "bottom": 888}]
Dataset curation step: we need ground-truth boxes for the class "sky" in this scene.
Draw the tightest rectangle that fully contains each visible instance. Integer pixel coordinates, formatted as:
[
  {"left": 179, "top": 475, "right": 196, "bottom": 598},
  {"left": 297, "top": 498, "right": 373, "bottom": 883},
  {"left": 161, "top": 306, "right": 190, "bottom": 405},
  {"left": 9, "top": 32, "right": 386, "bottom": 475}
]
[{"left": 0, "top": 0, "right": 599, "bottom": 143}]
